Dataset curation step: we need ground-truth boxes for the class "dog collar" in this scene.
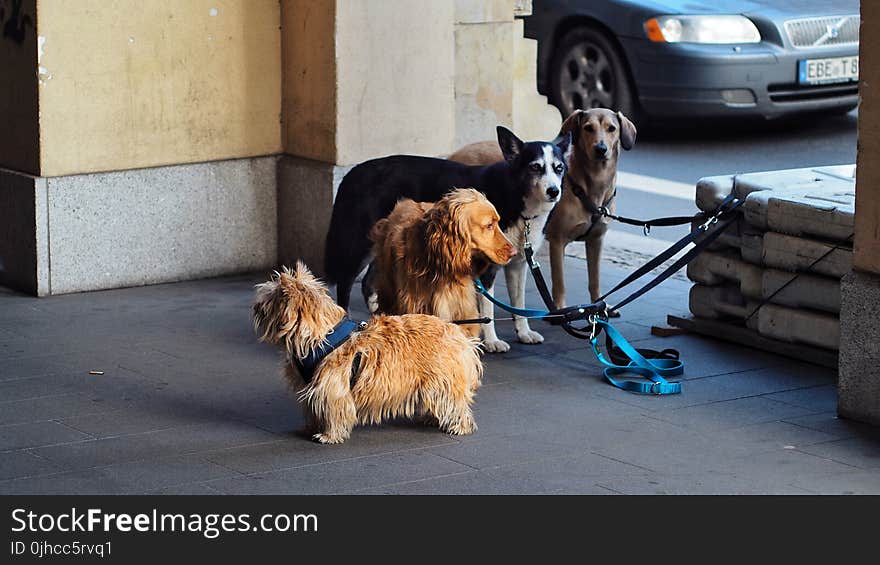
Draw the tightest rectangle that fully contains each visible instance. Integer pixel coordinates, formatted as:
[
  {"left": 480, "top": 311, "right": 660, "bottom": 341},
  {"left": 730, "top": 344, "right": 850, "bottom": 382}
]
[
  {"left": 292, "top": 317, "right": 367, "bottom": 383},
  {"left": 520, "top": 213, "right": 539, "bottom": 221}
]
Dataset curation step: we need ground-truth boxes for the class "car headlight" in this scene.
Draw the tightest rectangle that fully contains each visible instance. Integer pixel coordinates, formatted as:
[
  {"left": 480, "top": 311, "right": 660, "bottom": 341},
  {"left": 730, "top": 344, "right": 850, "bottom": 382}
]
[{"left": 644, "top": 15, "right": 761, "bottom": 44}]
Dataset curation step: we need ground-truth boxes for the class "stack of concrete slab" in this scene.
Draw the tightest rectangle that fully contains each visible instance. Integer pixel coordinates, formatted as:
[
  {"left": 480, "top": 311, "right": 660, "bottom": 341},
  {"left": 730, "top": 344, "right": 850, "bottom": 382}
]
[{"left": 674, "top": 165, "right": 856, "bottom": 365}]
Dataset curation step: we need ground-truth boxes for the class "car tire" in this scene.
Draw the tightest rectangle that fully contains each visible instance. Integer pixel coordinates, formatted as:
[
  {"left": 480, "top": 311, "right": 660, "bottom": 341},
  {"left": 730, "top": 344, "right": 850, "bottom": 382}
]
[{"left": 549, "top": 26, "right": 639, "bottom": 121}]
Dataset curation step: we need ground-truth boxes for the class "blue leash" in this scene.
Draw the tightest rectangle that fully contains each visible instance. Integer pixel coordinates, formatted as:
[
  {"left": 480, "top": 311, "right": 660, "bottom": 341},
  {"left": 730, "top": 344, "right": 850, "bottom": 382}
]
[
  {"left": 474, "top": 278, "right": 551, "bottom": 318},
  {"left": 591, "top": 319, "right": 682, "bottom": 395},
  {"left": 474, "top": 278, "right": 681, "bottom": 395},
  {"left": 471, "top": 190, "right": 744, "bottom": 395}
]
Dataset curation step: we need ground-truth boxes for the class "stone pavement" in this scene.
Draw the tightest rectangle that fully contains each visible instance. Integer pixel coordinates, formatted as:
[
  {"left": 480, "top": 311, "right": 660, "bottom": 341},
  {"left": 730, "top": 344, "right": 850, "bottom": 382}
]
[{"left": 2, "top": 253, "right": 879, "bottom": 495}]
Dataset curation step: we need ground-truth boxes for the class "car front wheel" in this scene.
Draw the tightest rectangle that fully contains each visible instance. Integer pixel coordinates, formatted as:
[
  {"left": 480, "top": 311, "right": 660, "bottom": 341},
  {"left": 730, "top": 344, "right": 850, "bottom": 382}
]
[{"left": 549, "top": 26, "right": 637, "bottom": 119}]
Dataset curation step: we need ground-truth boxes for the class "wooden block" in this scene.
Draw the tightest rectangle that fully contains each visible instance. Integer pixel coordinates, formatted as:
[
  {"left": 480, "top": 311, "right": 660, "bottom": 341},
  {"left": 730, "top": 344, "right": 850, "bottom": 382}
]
[{"left": 651, "top": 325, "right": 688, "bottom": 337}]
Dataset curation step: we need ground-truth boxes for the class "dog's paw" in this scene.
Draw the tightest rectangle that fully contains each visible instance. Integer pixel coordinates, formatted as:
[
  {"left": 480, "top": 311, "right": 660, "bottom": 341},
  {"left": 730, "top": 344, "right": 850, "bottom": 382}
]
[
  {"left": 313, "top": 432, "right": 345, "bottom": 444},
  {"left": 445, "top": 418, "right": 477, "bottom": 436},
  {"left": 366, "top": 292, "right": 379, "bottom": 314},
  {"left": 516, "top": 329, "right": 544, "bottom": 344},
  {"left": 482, "top": 339, "right": 511, "bottom": 353}
]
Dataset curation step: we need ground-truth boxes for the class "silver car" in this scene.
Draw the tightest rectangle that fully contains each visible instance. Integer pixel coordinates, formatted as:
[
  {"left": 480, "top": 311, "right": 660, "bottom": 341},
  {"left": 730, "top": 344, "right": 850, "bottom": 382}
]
[{"left": 525, "top": 0, "right": 860, "bottom": 121}]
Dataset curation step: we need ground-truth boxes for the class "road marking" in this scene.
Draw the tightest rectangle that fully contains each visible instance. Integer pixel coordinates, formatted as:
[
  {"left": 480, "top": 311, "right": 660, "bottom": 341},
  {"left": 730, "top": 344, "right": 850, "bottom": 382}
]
[{"left": 617, "top": 171, "right": 696, "bottom": 201}]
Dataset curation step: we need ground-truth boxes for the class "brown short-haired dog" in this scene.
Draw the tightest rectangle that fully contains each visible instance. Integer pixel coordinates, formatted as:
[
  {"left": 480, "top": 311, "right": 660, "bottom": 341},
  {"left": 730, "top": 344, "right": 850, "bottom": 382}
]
[
  {"left": 253, "top": 262, "right": 483, "bottom": 444},
  {"left": 449, "top": 109, "right": 636, "bottom": 309},
  {"left": 368, "top": 188, "right": 517, "bottom": 339}
]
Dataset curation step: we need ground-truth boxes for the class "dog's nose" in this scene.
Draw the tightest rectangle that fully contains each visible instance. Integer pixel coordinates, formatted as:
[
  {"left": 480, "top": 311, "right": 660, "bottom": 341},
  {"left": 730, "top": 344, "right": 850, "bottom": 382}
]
[
  {"left": 594, "top": 142, "right": 608, "bottom": 157},
  {"left": 547, "top": 186, "right": 560, "bottom": 199}
]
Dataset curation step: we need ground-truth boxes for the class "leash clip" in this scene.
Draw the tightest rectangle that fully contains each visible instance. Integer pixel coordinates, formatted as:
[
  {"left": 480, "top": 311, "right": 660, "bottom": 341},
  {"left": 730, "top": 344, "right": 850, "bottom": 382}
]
[
  {"left": 643, "top": 224, "right": 651, "bottom": 236},
  {"left": 699, "top": 214, "right": 719, "bottom": 231},
  {"left": 587, "top": 314, "right": 598, "bottom": 341},
  {"left": 650, "top": 381, "right": 664, "bottom": 395}
]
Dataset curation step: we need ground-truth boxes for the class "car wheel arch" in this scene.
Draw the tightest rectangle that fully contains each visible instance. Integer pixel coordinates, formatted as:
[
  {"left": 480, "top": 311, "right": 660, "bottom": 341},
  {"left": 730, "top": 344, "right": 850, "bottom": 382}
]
[{"left": 549, "top": 15, "right": 642, "bottom": 119}]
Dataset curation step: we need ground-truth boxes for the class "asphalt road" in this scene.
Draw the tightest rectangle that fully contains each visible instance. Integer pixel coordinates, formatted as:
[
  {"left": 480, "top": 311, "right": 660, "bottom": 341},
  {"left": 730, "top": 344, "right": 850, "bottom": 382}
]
[{"left": 606, "top": 109, "right": 858, "bottom": 253}]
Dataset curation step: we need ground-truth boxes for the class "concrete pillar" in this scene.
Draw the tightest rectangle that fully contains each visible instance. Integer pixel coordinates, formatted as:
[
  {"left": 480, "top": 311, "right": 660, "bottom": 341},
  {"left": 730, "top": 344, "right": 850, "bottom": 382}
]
[
  {"left": 0, "top": 1, "right": 282, "bottom": 295},
  {"left": 278, "top": 0, "right": 457, "bottom": 273},
  {"left": 838, "top": 2, "right": 880, "bottom": 425},
  {"left": 453, "top": 0, "right": 560, "bottom": 147}
]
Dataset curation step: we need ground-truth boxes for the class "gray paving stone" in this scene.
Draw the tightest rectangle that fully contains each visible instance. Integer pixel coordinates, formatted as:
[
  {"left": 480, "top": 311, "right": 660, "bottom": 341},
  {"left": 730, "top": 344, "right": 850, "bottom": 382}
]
[
  {"left": 0, "top": 469, "right": 133, "bottom": 495},
  {"left": 596, "top": 471, "right": 813, "bottom": 495},
  {"left": 648, "top": 396, "right": 818, "bottom": 432},
  {"left": 705, "top": 420, "right": 840, "bottom": 455},
  {"left": 482, "top": 451, "right": 647, "bottom": 494},
  {"left": 0, "top": 393, "right": 121, "bottom": 426},
  {"left": 0, "top": 421, "right": 93, "bottom": 450},
  {"left": 783, "top": 412, "right": 876, "bottom": 439},
  {"left": 427, "top": 434, "right": 580, "bottom": 470},
  {"left": 0, "top": 451, "right": 65, "bottom": 480},
  {"left": 764, "top": 385, "right": 839, "bottom": 413},
  {"left": 97, "top": 455, "right": 244, "bottom": 492},
  {"left": 357, "top": 471, "right": 504, "bottom": 494},
  {"left": 796, "top": 437, "right": 880, "bottom": 469},
  {"left": 147, "top": 482, "right": 225, "bottom": 495},
  {"left": 789, "top": 469, "right": 880, "bottom": 494},
  {"left": 30, "top": 422, "right": 280, "bottom": 471},
  {"left": 207, "top": 450, "right": 473, "bottom": 495},
  {"left": 714, "top": 447, "right": 861, "bottom": 482},
  {"left": 204, "top": 429, "right": 458, "bottom": 475}
]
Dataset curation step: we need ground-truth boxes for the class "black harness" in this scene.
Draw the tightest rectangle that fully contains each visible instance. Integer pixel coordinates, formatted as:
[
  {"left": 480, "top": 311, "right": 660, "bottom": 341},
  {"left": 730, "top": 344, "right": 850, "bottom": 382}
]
[
  {"left": 569, "top": 181, "right": 616, "bottom": 241},
  {"left": 291, "top": 318, "right": 367, "bottom": 383}
]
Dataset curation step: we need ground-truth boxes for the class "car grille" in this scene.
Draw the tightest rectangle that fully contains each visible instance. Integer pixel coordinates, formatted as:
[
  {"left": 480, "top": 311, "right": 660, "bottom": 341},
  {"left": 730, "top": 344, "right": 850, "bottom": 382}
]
[
  {"left": 768, "top": 82, "right": 858, "bottom": 103},
  {"left": 784, "top": 15, "right": 860, "bottom": 48}
]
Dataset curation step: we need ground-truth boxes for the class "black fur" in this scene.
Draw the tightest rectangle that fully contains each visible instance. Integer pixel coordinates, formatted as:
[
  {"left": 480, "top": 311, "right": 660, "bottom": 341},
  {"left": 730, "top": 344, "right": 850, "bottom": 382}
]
[{"left": 323, "top": 126, "right": 570, "bottom": 309}]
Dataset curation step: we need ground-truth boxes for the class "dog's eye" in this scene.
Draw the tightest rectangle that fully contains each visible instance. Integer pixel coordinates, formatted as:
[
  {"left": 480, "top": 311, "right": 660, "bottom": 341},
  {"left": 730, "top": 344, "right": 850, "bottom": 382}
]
[
  {"left": 584, "top": 124, "right": 595, "bottom": 132},
  {"left": 529, "top": 163, "right": 543, "bottom": 173},
  {"left": 607, "top": 125, "right": 617, "bottom": 132},
  {"left": 485, "top": 222, "right": 494, "bottom": 230},
  {"left": 553, "top": 163, "right": 564, "bottom": 174}
]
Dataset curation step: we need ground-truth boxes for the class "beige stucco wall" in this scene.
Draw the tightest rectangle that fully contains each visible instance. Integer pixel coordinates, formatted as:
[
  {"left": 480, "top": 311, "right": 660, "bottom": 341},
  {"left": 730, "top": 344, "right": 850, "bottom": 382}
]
[
  {"left": 335, "top": 0, "right": 455, "bottom": 165},
  {"left": 0, "top": 0, "right": 39, "bottom": 174},
  {"left": 36, "top": 0, "right": 282, "bottom": 177}
]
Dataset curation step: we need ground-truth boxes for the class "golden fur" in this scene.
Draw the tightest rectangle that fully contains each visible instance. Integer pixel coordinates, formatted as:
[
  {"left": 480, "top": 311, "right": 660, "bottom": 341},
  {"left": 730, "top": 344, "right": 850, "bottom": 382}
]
[
  {"left": 448, "top": 109, "right": 636, "bottom": 308},
  {"left": 252, "top": 262, "right": 483, "bottom": 444},
  {"left": 368, "top": 188, "right": 516, "bottom": 338}
]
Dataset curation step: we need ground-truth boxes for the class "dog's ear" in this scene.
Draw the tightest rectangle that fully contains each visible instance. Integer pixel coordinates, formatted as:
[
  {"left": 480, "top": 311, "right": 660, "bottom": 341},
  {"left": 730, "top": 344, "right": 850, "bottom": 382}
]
[
  {"left": 616, "top": 111, "right": 637, "bottom": 150},
  {"left": 555, "top": 132, "right": 573, "bottom": 165},
  {"left": 425, "top": 196, "right": 471, "bottom": 279},
  {"left": 496, "top": 126, "right": 524, "bottom": 163},
  {"left": 559, "top": 110, "right": 585, "bottom": 144}
]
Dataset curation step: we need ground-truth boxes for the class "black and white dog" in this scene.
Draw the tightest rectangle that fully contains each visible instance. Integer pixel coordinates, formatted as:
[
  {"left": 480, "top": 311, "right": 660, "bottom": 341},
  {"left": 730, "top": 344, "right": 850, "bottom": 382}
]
[{"left": 323, "top": 126, "right": 571, "bottom": 352}]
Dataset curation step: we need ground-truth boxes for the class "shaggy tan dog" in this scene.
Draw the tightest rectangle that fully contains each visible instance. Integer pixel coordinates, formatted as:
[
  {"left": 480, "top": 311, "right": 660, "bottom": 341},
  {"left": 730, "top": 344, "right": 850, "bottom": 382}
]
[
  {"left": 253, "top": 262, "right": 483, "bottom": 444},
  {"left": 368, "top": 188, "right": 517, "bottom": 338}
]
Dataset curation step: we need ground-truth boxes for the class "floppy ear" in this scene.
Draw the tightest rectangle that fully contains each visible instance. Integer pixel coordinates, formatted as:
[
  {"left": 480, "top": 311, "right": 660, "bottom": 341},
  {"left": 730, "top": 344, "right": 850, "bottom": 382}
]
[
  {"left": 558, "top": 110, "right": 585, "bottom": 144},
  {"left": 496, "top": 126, "right": 524, "bottom": 163},
  {"left": 616, "top": 111, "right": 637, "bottom": 150},
  {"left": 555, "top": 132, "right": 572, "bottom": 165},
  {"left": 424, "top": 198, "right": 471, "bottom": 279}
]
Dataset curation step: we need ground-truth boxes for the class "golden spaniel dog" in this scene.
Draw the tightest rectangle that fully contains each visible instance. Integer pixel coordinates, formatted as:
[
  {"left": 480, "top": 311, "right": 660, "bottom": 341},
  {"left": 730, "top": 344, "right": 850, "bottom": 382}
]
[
  {"left": 253, "top": 262, "right": 483, "bottom": 444},
  {"left": 368, "top": 188, "right": 517, "bottom": 338}
]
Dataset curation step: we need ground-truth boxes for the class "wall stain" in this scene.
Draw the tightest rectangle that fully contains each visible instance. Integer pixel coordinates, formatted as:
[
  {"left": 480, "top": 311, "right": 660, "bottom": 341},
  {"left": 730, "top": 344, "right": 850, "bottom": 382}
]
[{"left": 1, "top": 0, "right": 33, "bottom": 44}]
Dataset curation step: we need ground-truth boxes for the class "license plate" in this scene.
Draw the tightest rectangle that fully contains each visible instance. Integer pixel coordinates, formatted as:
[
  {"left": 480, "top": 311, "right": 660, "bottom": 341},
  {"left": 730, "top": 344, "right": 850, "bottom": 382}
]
[{"left": 798, "top": 56, "right": 859, "bottom": 85}]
